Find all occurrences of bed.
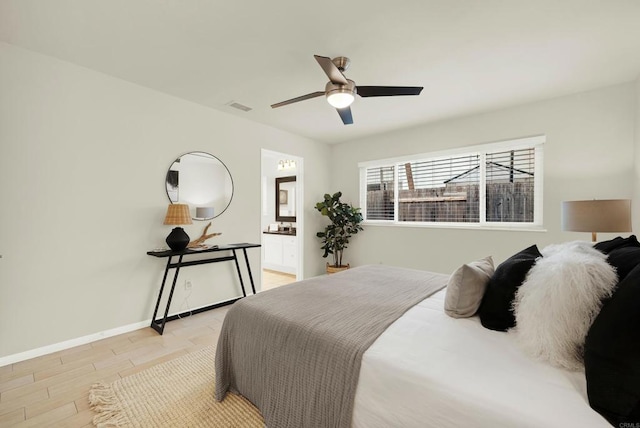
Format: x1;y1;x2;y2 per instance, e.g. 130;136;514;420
215;263;612;427
352;288;608;427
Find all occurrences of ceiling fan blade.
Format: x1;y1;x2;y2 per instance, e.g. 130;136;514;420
356;86;423;97
271;91;325;108
314;55;349;85
337;107;353;125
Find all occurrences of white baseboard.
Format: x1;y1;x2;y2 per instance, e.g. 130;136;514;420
0;298;239;368
0;319;151;367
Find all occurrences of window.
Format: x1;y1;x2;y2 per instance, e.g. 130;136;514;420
359;136;544;228
397;154;480;223
364;166;395;220
485;148;536;223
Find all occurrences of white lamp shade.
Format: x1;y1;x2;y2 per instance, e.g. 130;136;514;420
195;206;215;219
561;199;631;237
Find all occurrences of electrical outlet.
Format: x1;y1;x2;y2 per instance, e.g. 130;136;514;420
184;280;192;290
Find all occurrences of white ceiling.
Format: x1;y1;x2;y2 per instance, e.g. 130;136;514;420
2;0;640;144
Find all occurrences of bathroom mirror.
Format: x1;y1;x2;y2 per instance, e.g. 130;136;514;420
165;152;234;220
275;176;296;222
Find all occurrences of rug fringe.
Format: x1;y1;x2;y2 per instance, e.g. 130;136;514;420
89;382;129;427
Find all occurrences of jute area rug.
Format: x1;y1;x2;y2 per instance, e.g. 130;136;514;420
89;346;264;427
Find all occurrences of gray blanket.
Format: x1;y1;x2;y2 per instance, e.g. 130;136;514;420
215;264;449;428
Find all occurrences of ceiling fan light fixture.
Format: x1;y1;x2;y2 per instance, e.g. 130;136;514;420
325;80;357;109
327;92;354;108
271;55;423;125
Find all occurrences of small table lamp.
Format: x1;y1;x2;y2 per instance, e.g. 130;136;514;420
163;204;193;251
561;199;632;242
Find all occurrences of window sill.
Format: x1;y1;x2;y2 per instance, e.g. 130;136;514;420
362;221;547;233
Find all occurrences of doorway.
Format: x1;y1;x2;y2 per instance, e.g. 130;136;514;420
260;149;303;291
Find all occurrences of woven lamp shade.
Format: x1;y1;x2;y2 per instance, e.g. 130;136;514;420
562;199;631;242
163;204;193;225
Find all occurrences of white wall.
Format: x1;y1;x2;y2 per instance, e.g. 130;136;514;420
330;83;637;274
0;42;330;359
634;77;640;233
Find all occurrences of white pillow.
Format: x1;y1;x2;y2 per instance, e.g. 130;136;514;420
512;242;617;370
539;240;596;257
444;256;494;318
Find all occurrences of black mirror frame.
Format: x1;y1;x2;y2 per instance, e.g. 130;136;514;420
275;176;296;222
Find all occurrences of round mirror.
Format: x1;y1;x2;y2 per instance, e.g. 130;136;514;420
165;152;234;220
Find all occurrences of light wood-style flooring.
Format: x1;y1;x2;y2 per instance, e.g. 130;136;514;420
0;269;296;427
261;269;297;291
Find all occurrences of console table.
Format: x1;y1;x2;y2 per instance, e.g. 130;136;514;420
146;243;261;334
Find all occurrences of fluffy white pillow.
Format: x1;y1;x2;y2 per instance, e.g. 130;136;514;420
539;240;596;257
445;256;494;318
512;241;617;371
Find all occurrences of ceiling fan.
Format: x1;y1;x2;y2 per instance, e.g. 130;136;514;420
271;55;423;125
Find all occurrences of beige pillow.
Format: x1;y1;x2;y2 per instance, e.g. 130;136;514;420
444;256;494;318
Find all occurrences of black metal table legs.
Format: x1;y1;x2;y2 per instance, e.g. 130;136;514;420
149;245;259;334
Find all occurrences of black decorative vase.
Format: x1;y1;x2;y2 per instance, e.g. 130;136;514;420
166;227;190;251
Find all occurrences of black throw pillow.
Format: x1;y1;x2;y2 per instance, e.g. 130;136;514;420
607;247;640;282
584;263;640;425
594;235;640;255
478;245;542;332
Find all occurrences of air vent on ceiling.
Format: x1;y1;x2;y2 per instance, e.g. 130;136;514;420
227;101;252;112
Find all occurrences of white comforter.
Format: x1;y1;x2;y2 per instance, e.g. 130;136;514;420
352;289;610;427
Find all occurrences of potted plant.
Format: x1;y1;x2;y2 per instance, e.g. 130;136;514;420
315;191;364;274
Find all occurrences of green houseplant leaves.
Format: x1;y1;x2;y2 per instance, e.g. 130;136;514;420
315;192;364;268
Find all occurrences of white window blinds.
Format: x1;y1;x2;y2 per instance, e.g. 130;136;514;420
359;136;544;227
365;166;394;220
485;148;535;223
397;155;480;222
